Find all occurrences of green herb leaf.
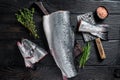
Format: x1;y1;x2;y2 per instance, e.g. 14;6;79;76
15;8;39;38
79;42;91;68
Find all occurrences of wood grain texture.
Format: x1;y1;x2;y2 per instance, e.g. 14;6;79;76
0;66;120;80
0;0;120;80
95;38;106;59
43;0;120;14
75;40;120;66
0;40;119;66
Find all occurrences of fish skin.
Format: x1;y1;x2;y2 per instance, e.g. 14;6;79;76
77;12;96;42
43;11;77;78
79;20;106;33
17;39;48;68
77;12;107;41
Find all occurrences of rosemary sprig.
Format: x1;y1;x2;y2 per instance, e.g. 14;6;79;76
79;42;91;68
16;8;39;38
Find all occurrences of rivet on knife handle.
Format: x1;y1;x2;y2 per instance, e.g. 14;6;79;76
95;38;106;59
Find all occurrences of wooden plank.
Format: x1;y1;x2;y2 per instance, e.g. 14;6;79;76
0;14;44;40
0;50;56;67
0;3;119;40
0;32;29;39
0;24;24;32
0;14;18;24
0;13;42;24
0;65;120;80
1;13;120;25
71;14;120;25
0;24;45;40
76;40;120;66
108;25;120;40
0;39;48;50
0;66;62;80
75;24;120;40
93;15;120;24
0;0;36;14
0;39;51;66
0;14;119;40
0;0;120;79
1;1;120;24
0;40;119;66
73;66;116;80
43;0;120;14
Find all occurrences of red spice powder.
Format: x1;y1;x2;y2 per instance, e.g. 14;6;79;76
96;6;108;19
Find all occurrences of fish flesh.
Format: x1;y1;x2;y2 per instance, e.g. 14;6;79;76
77;12;96;42
43;11;77;79
77;12;107;41
79;20;107;40
17;39;48;68
79;20;106;33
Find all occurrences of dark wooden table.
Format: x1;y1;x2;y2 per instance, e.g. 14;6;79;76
0;0;120;80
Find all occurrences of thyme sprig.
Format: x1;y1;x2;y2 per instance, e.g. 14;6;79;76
79;42;91;68
16;8;39;38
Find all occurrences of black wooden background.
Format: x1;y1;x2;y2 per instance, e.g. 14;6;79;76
0;0;120;80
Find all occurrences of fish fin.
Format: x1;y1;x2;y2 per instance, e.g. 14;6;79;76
17;41;26;57
24;59;33;68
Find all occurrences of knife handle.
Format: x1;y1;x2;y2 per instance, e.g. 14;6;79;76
95;38;106;59
35;2;49;15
